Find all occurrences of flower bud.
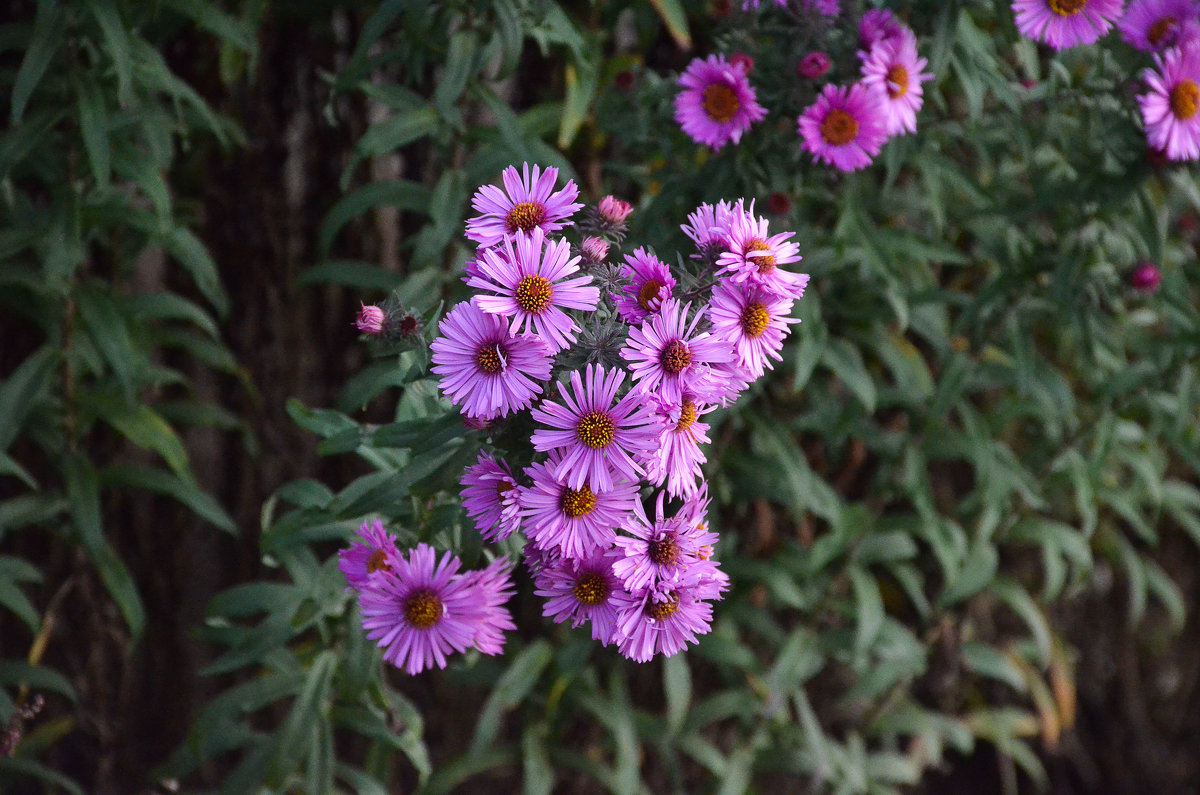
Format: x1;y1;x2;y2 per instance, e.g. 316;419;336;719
1129;262;1162;292
797;51;831;79
355;303;386;335
581;236;610;264
598;196;633;225
730;52;754;74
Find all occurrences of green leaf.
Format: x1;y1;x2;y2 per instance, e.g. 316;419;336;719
84;0;134;106
647;0;692;50
75;285;141;401
263;650;337;786
470;640;551;756
0;345;58;453
849;567;885;658
0;757;85;795
663;653;691;737
100;464;235;534
159;0;257;52
558;56;597;149
0;661;77;701
298;259;404;291
75;75;111;185
821;338;876;413
10;0;65;123
341;106;440;189
939;541;998;606
162;227;230;319
434;30;478;118
93;400;191;480
318;181;432;257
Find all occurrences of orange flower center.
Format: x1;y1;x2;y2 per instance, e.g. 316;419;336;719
1171;79;1200;120
560;485;598;518
506;200;547;233
637;278;665;311
576;411;616;449
675;398;697;432
572;572;611;605
660;339;692;374
515;275;553;314
1148;16;1177;46
886;64;909;98
701;83;740;123
496;479;514;498
648;535;681;565
645;594;680;621
820;109;859;146
367;549;390;574
475;343;506;374
746;238;776;274
1047;0;1086;15
404;589;443;629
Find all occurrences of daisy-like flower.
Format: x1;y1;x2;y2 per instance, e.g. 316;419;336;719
674;54;768;150
338;518;399;591
859;8;906;47
530;363;658;492
1140;42;1200;160
860;28;934;136
465;162;583;249
460;452;522;542
519;454;639;558
1119;0;1200;51
612;492;719;591
358;543;482;675
798;82;890;172
468;228;600;353
430;299;553;420
533;551;625;644
715;201;808;298
458;556;516;656
615;247;677;324
681;200;736;258
1011;0;1126;50
804;0;839;15
612;575;719;662
707;280;803;380
621;298;736;404
643;393;715;498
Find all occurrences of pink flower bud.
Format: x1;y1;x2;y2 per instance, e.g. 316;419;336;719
581;236;609;263
598;195;633;225
730;52;755;74
797;51;831;79
355;303;386;335
1130;262;1162;292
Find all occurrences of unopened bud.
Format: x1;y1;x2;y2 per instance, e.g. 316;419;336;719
581;236;609;264
1129;262;1162;292
598;196;633;225
355;304;386;335
797;51;831;79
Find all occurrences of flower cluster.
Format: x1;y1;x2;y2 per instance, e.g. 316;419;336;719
1012;0;1200;161
673;6;933;172
341;163;811;670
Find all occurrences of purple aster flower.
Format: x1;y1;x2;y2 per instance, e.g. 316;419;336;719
1130;261;1163;291
430;299;553;420
533;551;625;644
616;247;677;325
621;298;736;405
643;393;714;499
612;576;718;662
612;492;719;591
358;543;481;675
530;363;659;493
338;518;399;591
468;228;601;353
715;201;808;298
798;82;890;172
804;0;839;15
860;9;906;48
860;29;934;136
460;452;522;542
1119;0;1200;50
1011;0;1125;50
1140;42;1200;160
355;304;386;335
466;162;583;249
523;543;563;577
681;200;736;258
798;51;833;79
707;280;803;381
674;54;768;150
458;556;516;656
519;453;639;559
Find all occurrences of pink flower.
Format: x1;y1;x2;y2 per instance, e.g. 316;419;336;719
612;574;723;662
460;452;522;542
707;280;802;381
430;299;553;421
859;9;906;48
338;519;399;591
798;51;832;79
860;29;933;136
598;195;633;225
715;200;808;298
1011;0;1125;51
355;303;386;335
615;247;676;325
533;551;626;645
457;556;516;656
1130;261;1163;290
518;453;639;559
804;0;839;16
681;200;736;255
642;393;714;498
674;54;768;150
798;82;890;172
530;363;658;493
621;298;736;405
466;162;583;249
612;492;719;591
1119;0;1200;51
468;227;600;352
1140;42;1200;160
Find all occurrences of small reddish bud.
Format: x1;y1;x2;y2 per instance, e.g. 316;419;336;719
712;0;733;17
767;192;791;215
1129;262;1162;292
355;303;386;335
598;196;633;225
614;70;636;91
730;52;755;74
797;51;831;79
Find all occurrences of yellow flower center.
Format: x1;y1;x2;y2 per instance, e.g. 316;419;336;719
367;549;390;574
675;398;697;432
475;343;506;374
1047;0;1086;15
1148;16;1177;46
560;485;598;518
576;411;616;449
739;301;770;338
648;535;681;565
701;83;740;123
886;64;909;98
660;339;692;375
515;275;553;314
505;200;547;233
746;239;776;274
645;594;680;621
820;108;859;146
572;572;611;605
404;589;443;629
1171;79;1200;120
637;278;665;311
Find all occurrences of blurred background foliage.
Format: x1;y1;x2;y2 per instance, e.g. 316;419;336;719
2;0;1200;793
